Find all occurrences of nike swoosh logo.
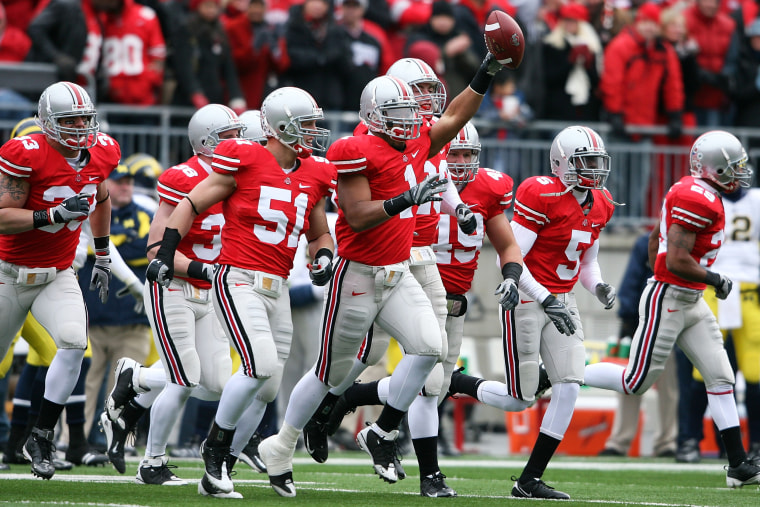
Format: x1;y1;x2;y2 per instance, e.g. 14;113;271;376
167;288;182;292
591;223;601;228
411;150;419;158
89;176;99;181
667;308;679;313
299;183;311;189
235;283;248;287
520;300;533;304
352;291;366;296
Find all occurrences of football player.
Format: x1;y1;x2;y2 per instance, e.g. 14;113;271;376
585;130;760;488
0;81;120;480
146;87;337;497
300;58;479;496
257;52;509;497
322;122;526;496
101;104;244;492
456;126;617;499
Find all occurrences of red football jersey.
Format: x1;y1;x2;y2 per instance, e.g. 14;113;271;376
513;176;615;293
101;0;166;105
212;140;337;277
435;168;513;294
328;126;434;265
412;116;449;247
157;157;224;289
654;176;725;289
0;132;120;269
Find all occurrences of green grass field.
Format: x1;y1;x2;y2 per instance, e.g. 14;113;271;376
1;451;757;506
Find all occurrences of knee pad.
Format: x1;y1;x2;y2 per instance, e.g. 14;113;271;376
56;321;87;350
255;373;282;404
423;362;444;398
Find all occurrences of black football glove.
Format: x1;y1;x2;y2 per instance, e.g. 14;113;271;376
542;295;576;336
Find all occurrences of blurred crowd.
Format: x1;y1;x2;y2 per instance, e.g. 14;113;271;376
3;0;760;139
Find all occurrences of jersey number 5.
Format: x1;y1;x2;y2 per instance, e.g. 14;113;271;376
556;229;592;280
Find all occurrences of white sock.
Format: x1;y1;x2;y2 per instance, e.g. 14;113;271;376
584;362;627;393
230;398;267;457
214;372;267;430
283;372;330;431
386;354;437;410
478;381;532;412
407;395;438;439
46;348;84;404
707;385;740;430
539;382;580;439
146;383;193;458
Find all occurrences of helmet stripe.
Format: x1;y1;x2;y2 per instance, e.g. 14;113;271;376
62;82;85;108
581;126;599;150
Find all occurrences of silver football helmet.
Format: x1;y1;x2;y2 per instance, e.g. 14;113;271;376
188;104;244;157
261;87;329;157
239;110;266;145
386;58;447;116
37;81;99;149
550;126;610;189
360;75;422;140
447;121;480;185
690;130;752;192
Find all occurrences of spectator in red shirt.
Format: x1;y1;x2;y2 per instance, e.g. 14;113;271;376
600;2;684;140
223;0;289;109
0;0;34;120
684;0;740;126
97;0;166;107
0;1;31;62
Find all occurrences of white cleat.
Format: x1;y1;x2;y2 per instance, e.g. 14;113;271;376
259;436;296;497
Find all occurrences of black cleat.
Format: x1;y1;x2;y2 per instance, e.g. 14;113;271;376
420;471;457;497
65;445;109;467
511;476;570;499
200;440;233;493
107;357;142;428
100;411;132;474
535;363;552;400
356;425;399;483
239;433;267;473
726;459;760;488
303;417;329;463
675;438;701;464
325;393;356;436
22;428;56;480
135;457;188;485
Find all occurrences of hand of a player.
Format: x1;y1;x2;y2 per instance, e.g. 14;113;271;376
494;279;519;311
407;174;448;205
480;52;503;76
90;254;111;303
146;258;173;288
116;279;145;314
51;193;90;223
714;273;733;300
308;251;334;286
541;295;576;336
455;204;477;234
595;283;616;309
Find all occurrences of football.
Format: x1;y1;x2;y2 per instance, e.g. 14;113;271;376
484;10;525;69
